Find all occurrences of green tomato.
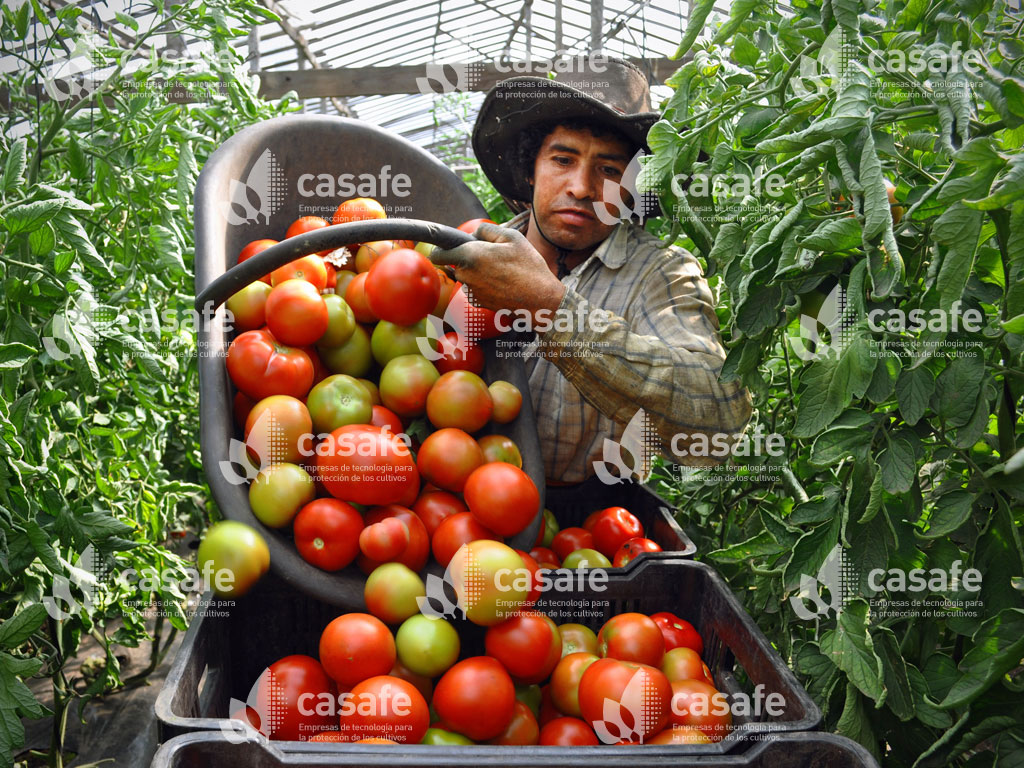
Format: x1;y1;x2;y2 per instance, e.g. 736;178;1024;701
420;727;474;745
364;562;426;625
248;463;314;528
539;508;559;548
319;294;356;347
306;374;372;434
395;614;460;677
318;323;372;377
562;548;612;569
196;521;269;597
515;683;542;719
371;319;429;367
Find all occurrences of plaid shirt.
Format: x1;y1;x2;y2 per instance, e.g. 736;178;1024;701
505;211;752;484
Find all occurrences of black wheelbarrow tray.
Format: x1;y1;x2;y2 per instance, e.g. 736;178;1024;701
193;114;544;608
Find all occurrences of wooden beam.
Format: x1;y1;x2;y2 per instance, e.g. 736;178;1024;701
257;56;683;99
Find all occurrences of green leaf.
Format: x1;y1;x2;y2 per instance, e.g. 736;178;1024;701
878;437;916;494
732;33;761;66
859;133;890;241
0;651;46;766
810;426;872;466
907;664;952;729
966;155;1024;210
895;366;935;426
711;0;761;45
821;601;885;701
940;608;1024;708
114;10;139;29
784;515;841;591
934;203;984;308
865;352;900;404
918;491;975;539
1002;314;1024;334
28;223;56;256
707;531;788;563
3;199;63;235
794;336;874;437
798;217;863;252
671;0;717;59
835;683;881;761
2;139;27;193
53;211;113;279
933;352;984;428
0;343;36;369
874;627;916;721
737;284;783;336
0;605;46;648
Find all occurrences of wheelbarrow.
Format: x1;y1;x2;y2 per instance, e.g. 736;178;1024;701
192;114;544;609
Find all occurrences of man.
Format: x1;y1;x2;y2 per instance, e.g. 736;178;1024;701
433;55;751;484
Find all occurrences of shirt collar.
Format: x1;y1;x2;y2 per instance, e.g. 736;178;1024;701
507;211;630;270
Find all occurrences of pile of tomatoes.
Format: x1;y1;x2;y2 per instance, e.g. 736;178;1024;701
530;505;664;570
237;602;732;747
222;199;546;577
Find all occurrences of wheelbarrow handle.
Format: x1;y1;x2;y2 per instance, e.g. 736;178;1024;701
195;219;475;312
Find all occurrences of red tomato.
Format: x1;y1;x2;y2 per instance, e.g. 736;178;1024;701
343;272;378;324
265;279;329;347
271;254;328;291
426;371;493;432
432;269;457;317
339;675;429;744
359;517;409;562
598;613;665;667
293;499;363;571
226;281;271;332
324;262;337;291
669;678;732;742
590;507;644;560
411;490;466;538
550;652;600;717
485;611;562;684
539;717;599;746
237;238;276;284
319;613;396;688
661;647;712;684
529;546;560;568
285;215;332;256
487;700;539;745
551;528;593;562
416;428;484;492
378;355;440;419
227;329;313;400
332;197;387;226
233;391;255;427
613;537;662;568
433;332;485;375
431;512;501;568
478;434;523;468
578;658;671;744
256;655;337;741
365;249;441;326
370;405;403;435
244;395;312;466
358;505;430;573
432;657;515;741
463;462;540;537
457;218;496;234
650;612;704;655
316;425;419;506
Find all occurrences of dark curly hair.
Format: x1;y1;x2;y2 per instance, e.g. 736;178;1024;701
513;118;637;189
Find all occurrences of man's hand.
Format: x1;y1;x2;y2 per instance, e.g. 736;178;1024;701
430;223;565;327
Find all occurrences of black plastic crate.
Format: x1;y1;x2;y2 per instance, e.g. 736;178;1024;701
544;476;696;559
151;731;877;767
155;558;819;754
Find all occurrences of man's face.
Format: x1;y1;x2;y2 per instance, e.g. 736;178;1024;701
529;125;633;252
